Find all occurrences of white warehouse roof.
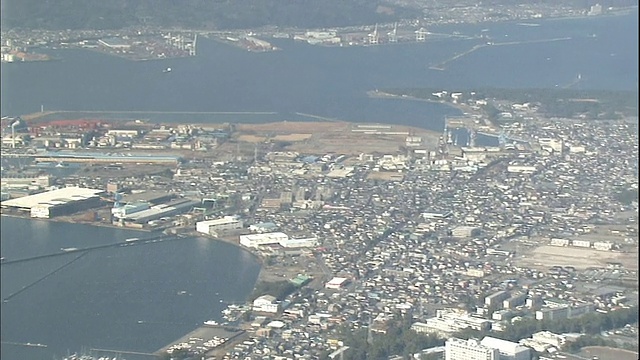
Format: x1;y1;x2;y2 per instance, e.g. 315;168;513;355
1;187;103;209
197;216;240;226
480;336;528;354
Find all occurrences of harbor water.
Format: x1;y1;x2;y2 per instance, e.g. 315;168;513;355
0;216;260;360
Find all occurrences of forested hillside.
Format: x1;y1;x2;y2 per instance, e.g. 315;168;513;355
0;0;408;30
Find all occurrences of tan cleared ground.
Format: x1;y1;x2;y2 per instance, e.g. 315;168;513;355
579;346;639;360
237;134;267;143
518;245;639;270
236;121;349;134
272;133;313;142
367;171;406;181
234;121;441;155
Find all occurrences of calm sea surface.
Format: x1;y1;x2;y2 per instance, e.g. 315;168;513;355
0;217;260;360
1;11;637;129
0;11;638;360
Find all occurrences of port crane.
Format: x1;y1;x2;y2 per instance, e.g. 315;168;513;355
388;23;398;43
368;24;379;45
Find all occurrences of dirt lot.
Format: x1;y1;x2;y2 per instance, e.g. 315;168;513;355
237;134;267;143
238;132;313;144
517;245;639;271
367;171;406;181
273;133;313;142
236;121;348;134
579;346;639;360
234;121;441;155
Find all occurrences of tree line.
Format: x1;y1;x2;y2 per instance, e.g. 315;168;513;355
382;87;639;120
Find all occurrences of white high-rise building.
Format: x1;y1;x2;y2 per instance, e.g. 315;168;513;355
445;338;499;360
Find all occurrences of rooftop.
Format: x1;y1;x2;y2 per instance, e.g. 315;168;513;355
1;187;103;209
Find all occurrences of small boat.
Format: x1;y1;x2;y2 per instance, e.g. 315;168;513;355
162;67;172;73
204;320;219;326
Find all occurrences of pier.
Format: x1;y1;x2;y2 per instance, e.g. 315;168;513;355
90;348;156;358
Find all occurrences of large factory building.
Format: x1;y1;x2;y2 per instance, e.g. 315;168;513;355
1;187;104;218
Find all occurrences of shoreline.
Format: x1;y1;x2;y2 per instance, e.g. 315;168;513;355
1;212;280;306
1;214;270;357
14;108;447;137
0;212;154;232
2;9;635;67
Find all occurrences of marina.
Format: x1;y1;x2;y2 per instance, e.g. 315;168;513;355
154;325;246;358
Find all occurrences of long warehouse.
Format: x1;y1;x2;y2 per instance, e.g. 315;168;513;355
1;187;104;218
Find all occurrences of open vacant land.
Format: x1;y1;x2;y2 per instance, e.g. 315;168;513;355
233;121;441;155
579;346;639;360
367;171;406;181
518;245;639;271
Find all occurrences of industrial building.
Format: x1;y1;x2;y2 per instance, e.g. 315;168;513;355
117;198;199;227
111;201;151;219
445;338;499;360
120;191;176;205
240;232;289;248
1;187;104;218
239;232;318;249
196;216;243;236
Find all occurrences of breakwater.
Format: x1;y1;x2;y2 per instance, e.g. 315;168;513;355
0;234;174;266
429;36;573;70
